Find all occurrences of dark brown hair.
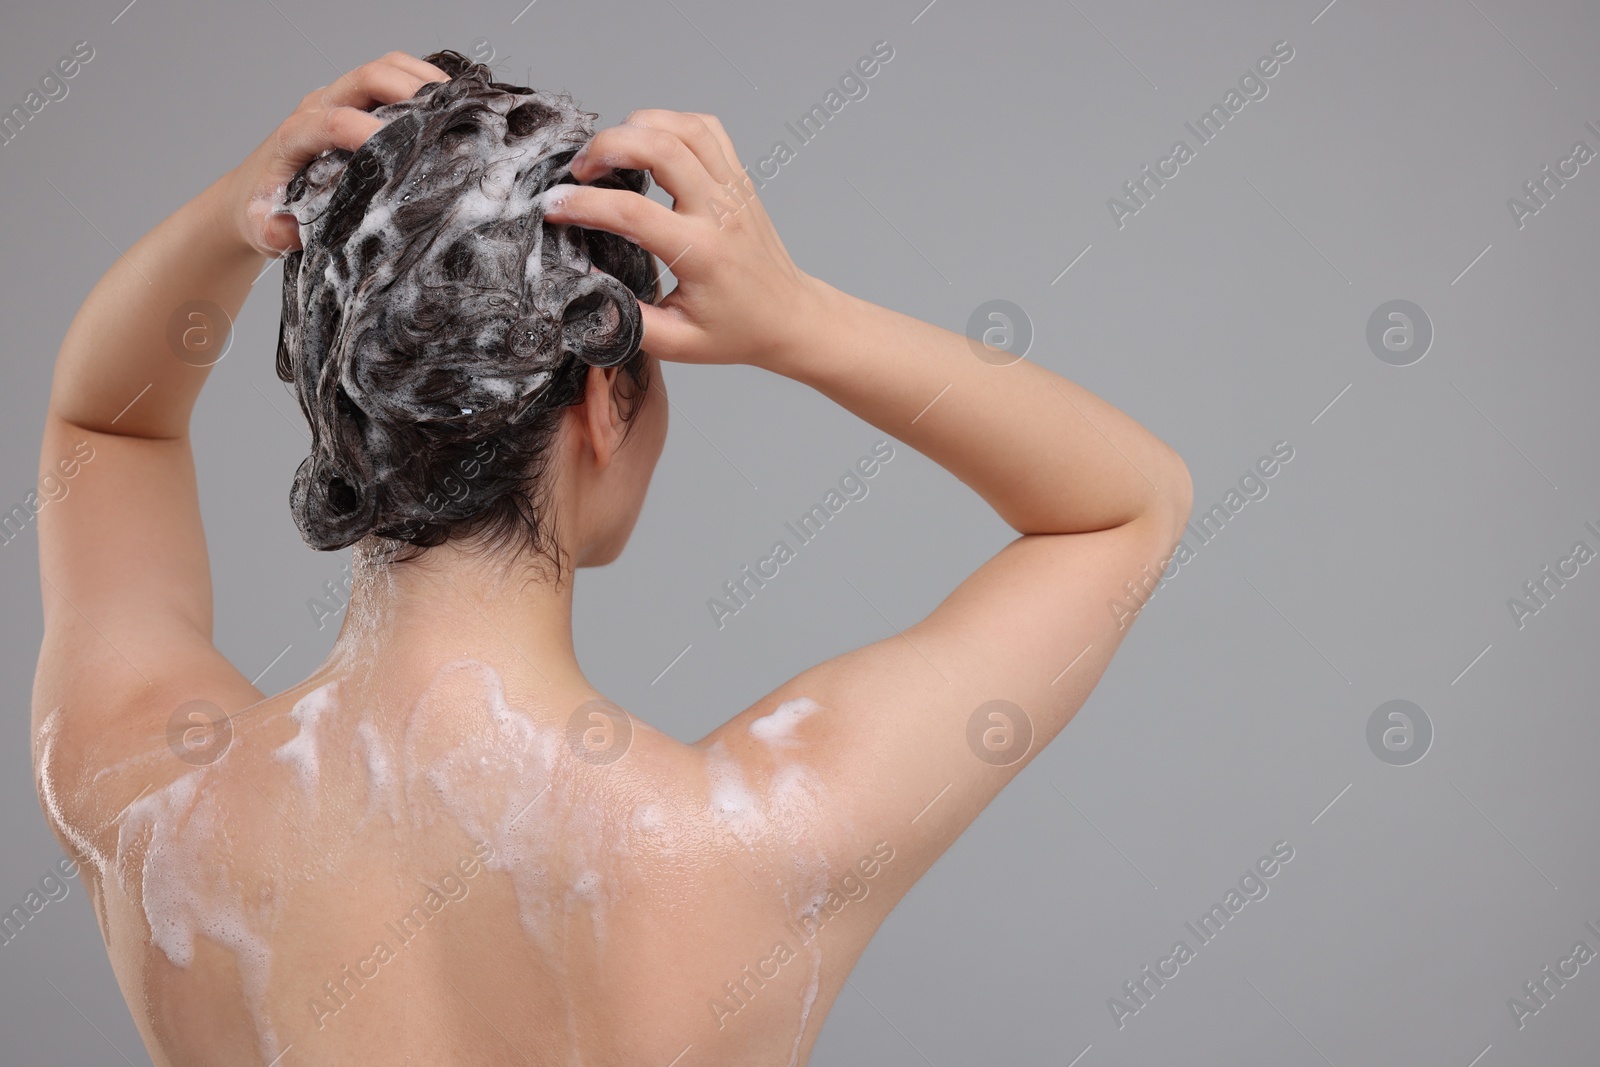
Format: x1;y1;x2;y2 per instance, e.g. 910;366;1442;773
275;49;659;562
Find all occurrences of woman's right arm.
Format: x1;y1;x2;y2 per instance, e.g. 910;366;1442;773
549;110;1192;888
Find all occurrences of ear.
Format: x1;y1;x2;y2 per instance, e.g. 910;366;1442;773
578;363;627;471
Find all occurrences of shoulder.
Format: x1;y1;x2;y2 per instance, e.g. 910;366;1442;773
30;670;297;876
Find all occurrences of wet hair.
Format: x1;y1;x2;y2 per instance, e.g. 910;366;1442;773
274;49;660;560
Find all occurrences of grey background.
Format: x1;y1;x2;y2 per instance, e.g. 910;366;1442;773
2;0;1597;1063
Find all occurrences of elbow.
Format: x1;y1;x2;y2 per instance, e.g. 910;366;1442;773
1152;450;1193;548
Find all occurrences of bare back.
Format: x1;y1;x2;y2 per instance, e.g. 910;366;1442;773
38;651;914;1067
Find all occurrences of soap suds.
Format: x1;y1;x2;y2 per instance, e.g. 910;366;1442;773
275;50;660;552
353;718;402;828
39;648;845;1067
749;697;822;747
404;660;606;952
570;868;605;941
705;742;768;848
631;803;665;835
271;681;339;800
791;941;823;1067
116;771;283;1064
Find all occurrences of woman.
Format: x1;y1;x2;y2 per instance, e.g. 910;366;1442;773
32;49;1191;1067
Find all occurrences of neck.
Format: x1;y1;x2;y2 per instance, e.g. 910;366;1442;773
322;536;592;694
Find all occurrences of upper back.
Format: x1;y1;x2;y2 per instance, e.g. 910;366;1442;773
37;656;899;1067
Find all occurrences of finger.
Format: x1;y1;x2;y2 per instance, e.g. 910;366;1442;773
259;211;302;255
540;184;698;265
688;113;741;167
619;109;741;188
275;105;384;168
571;125;728;217
635;301;699;363
681;112;765;219
310;58;436;114
377;50;452;85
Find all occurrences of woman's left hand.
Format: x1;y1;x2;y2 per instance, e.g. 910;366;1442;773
212;51;450;257
544;109;827;370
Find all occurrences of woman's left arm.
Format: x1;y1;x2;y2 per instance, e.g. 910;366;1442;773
33;53;448;738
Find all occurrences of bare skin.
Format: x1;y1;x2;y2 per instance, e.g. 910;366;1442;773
31;52;1193;1067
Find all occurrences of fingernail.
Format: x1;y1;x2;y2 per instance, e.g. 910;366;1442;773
570;145;590;174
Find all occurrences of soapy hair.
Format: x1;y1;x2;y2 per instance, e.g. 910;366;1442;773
274;49;659;558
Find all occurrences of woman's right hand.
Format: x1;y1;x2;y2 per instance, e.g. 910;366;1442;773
213;51;451;257
542;110;832;368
